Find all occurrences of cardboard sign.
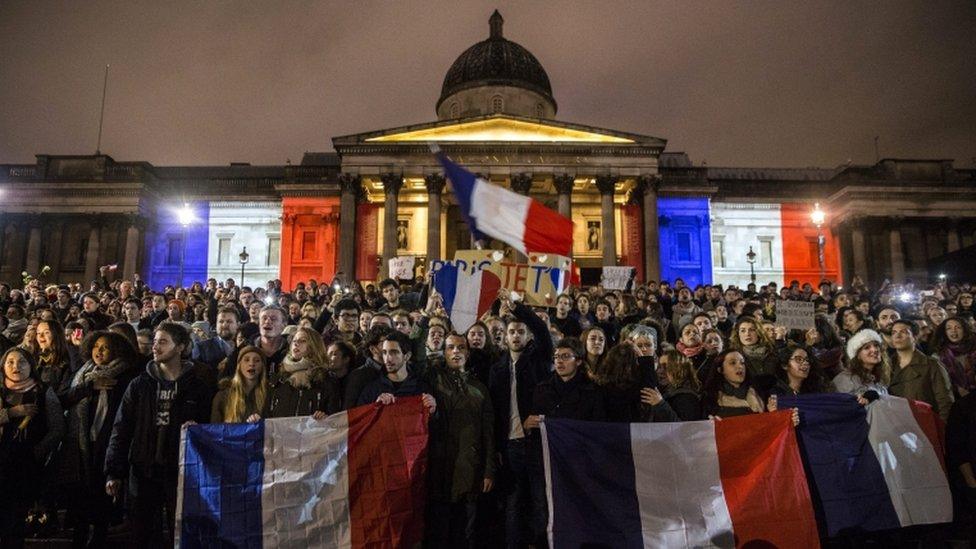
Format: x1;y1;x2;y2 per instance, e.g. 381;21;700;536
601;266;636;291
775;300;816;331
388;256;416;281
429;250;571;307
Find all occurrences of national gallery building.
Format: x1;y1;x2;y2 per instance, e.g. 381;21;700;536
2;12;975;290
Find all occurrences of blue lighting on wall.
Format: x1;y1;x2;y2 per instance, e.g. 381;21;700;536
145;201;210;290
657;197;712;287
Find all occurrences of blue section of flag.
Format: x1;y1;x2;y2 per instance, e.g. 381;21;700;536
180;422;265;548
432;262;460;314
436;153;489;242
657;197;712;286
545;419;643;549
778;394;901;536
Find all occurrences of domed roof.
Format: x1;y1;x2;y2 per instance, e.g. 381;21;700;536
437;11;555;111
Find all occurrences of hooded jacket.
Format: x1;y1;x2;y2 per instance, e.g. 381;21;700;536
104;360;212;481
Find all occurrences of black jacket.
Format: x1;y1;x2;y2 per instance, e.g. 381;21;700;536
266;367;342;418
488;302;554;451
531;373;606;423
356;368;431;406
665;386;702;421
104;361;213;481
343;357;384;409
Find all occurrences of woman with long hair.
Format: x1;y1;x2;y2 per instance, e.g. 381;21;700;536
58;331;139;547
771;345;826;396
581;326;608;375
589;342;674;423
575;294;595;331
729;317;779;394
30;318;75;392
832;329;890;403
930;316;976;397
211;346;269;423
797;315;845;380
702;350;770;419
659;349;702;421
0;347;65;547
265;327;341;418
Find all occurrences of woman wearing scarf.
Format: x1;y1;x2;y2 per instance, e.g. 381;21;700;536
264;327;341;418
211;346;269;423
702;350;767;418
675;322;709;376
57;331;138;548
729;317;779;397
931;317;976;398
659;350;703;421
0;347;66;547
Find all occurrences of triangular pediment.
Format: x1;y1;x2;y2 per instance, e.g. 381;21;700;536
333;114;664;147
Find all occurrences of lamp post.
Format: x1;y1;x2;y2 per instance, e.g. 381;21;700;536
746;245;757;284
239;247;250;288
176;203;194;288
811;202;826;283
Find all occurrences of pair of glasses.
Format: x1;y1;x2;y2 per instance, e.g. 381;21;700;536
791;356;811;364
553;353;577;361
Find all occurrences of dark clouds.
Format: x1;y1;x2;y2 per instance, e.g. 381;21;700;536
1;1;974;168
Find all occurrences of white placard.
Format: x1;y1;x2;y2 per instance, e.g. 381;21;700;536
601;266;636;291
775;300;816;331
388;256;416;281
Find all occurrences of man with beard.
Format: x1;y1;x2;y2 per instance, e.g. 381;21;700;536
355;331;437;413
343;325;392;409
104;322;212;548
550;294;581;338
424;334;495;548
193;307;240;371
219;306;288;380
489;289;553;549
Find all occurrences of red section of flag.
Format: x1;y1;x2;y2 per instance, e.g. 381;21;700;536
906;399;947;475
478;270;502;317
347;397;429;548
524;199;573;256
714;411;820;549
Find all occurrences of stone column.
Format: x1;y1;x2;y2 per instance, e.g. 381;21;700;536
84;218;102;283
425;173;446;263
338;173;361;282
380;172;403;278
638;175;661;282
24;217;42;276
510;173;533;261
595;175;618;266
45;220;65;281
889;225;905;283
948;220;962;253
850;219;868;283
553;174;574;220
123;215;142;280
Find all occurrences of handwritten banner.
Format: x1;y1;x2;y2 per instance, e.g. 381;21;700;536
429;250;571;307
388;256;416;281
601;266;636;290
775;300;816;331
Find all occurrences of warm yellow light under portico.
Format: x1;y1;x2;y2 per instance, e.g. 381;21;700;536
364;117;634;143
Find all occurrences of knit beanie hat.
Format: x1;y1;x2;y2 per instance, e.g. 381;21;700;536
846;329;883;360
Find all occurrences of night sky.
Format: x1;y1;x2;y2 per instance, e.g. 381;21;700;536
1;1;974;168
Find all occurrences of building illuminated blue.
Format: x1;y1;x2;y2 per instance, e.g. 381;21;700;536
657;197;712;287
145;201;210;289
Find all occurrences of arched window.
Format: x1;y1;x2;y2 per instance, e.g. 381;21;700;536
490;95;504;114
449;102;459;119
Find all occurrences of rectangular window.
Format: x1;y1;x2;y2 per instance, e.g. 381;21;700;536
167;236;182;266
301;231;317;260
808;238;820;268
676;232;692;262
217;237;232;266
760;239;774;269
712;239;725;268
267;236;280;266
78;238;88;266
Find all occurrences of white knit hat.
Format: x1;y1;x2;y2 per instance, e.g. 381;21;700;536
846;329;883;360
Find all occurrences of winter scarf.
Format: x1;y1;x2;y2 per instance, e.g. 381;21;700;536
676;341;704;358
71;358;129;454
939;342;976;392
280;356;318;389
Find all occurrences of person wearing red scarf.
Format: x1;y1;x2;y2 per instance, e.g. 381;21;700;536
675;322;709;374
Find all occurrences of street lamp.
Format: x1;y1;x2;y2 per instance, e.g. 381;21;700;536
811;202;826;283
239;247;250;288
746;245;757;284
176;203;194;288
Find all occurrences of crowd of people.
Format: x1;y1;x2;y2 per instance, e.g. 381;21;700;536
0;265;974;548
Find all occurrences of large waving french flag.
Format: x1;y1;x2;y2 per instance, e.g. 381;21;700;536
542;411;820;548
779;393;951;536
436;150;574;256
432;262;501;332
175;398;429;548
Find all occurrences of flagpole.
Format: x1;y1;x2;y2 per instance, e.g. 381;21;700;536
96;64;110;155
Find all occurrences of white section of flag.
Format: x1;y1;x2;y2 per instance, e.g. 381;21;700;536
867;397;952;527
470;177;532;253
630;421;734;547
450;269;485;333
261;414;352;549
